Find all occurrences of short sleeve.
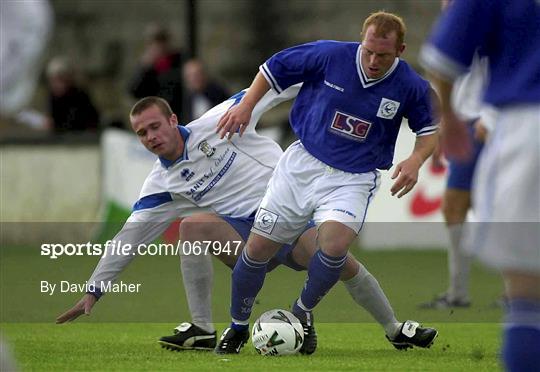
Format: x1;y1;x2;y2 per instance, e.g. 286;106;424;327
420;0;495;80
406;83;439;137
260;40;332;93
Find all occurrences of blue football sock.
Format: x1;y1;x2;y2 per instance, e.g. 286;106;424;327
298;250;347;310
230;322;249;332
230;250;268;324
502;298;540;372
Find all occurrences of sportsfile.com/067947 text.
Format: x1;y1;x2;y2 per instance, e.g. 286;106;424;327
40;240;243;259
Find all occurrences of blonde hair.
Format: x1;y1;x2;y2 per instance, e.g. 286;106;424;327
361;11;406;48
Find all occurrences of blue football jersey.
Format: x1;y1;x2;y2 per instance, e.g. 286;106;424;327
421;0;540;107
260;40;437;174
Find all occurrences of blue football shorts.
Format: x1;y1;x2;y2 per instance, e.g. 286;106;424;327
447;121;484;191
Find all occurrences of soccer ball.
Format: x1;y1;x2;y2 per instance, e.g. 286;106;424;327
251;309;304;356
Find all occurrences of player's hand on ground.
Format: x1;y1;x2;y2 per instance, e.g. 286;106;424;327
390;155;422;198
56;293;97;324
216;103;253;140
440;111;472;161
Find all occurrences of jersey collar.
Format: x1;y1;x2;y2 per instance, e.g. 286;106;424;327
159;125;191;168
356;44;400;88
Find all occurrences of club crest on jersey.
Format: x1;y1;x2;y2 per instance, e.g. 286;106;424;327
253;208;279;234
180;168;195;181
329;111;372;142
377;98;400;119
198;140;216;157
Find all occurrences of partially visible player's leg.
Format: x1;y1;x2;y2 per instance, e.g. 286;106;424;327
443;188;472;304
422;125;483;309
289;229;437;350
295;168;381;314
217;143;317;354
292;221;352;314
289;221;353;355
179;214;244;328
230;233;283;326
471;108;540;371
446;126;483;303
286;229;400;336
215;233;283;354
340;256;438;350
502;271;540;372
160;213;245;351
341;259;401;339
419;188;473;309
288;170;381;354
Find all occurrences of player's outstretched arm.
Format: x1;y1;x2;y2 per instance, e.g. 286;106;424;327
55;207;176;324
217;72;270;139
56;293;97;323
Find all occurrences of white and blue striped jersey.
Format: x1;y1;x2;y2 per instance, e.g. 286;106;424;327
260;40;437;174
87;85;300;287
420;0;540;107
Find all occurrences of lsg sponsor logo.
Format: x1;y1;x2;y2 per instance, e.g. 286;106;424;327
329;111;372;141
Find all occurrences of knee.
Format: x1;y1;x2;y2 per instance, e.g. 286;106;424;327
339;255;360;280
245;236;279;262
179;215;213;240
318;235;352;257
320;242;349;257
317;221;357;257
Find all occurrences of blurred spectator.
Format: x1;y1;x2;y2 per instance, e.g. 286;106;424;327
0;0;53;140
46;57;100;133
128;24;184;118
0;0;52;117
183;59;230;121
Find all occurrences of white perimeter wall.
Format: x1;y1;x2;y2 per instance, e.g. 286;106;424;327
1;144;101;243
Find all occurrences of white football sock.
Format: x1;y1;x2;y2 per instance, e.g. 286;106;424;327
447;223;472;302
344;264;401;338
180;252;215;333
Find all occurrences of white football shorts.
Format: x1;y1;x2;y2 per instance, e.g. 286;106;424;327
466;104;540;274
251;141;381;244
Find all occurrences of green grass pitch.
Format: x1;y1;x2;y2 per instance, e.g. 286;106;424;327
2;323;500;371
1;246;504;371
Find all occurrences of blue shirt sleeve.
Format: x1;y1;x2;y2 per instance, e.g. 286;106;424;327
405;82;438;136
421;0;495;80
260;40;331;93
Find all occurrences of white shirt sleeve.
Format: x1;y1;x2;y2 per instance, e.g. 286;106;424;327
86;203;180;292
248;83;302;130
451;55;489;121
